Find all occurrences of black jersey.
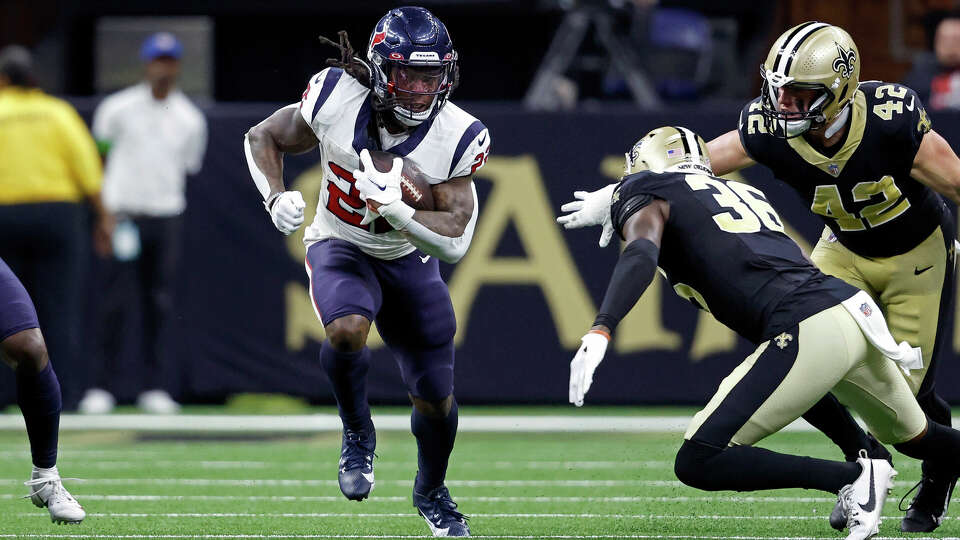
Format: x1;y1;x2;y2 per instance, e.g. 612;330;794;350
738;81;945;258
610;170;857;344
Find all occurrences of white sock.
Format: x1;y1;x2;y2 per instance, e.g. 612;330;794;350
32;465;59;478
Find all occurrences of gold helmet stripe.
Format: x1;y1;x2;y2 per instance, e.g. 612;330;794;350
775;22;830;77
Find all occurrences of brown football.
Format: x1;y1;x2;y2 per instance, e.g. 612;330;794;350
362;150;436;211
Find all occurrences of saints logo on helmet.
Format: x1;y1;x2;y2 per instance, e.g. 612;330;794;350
624;126;712;177
759;22;860;138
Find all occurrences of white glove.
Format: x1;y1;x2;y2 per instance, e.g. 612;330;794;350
265;191;306;235
556;183;618;247
569;331;610;407
355;147;402;200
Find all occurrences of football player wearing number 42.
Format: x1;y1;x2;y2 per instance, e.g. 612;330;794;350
707;22;960;533
244;6;489;537
558;126;960;540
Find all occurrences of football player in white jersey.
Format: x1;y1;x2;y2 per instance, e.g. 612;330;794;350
244;7;488;537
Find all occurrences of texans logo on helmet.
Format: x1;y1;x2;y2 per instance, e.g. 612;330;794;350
372;31;386;46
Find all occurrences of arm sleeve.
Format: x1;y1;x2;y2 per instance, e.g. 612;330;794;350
59;104;103;196
379;181;480;264
593;238;660;332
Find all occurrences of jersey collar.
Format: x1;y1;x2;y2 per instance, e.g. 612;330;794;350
786;89;866;178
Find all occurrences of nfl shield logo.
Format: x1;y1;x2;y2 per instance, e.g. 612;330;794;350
828;163;840;176
860;302;872;317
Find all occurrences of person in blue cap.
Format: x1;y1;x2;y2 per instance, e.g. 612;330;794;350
82;32;206;415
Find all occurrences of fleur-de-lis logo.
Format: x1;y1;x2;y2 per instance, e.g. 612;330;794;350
832;42;856;79
774;332;793;350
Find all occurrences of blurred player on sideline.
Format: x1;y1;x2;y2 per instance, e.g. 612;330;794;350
80;32;207;415
244;6;489;537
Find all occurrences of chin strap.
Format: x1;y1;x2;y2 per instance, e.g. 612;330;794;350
824;104;851;139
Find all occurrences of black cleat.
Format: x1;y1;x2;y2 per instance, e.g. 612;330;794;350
338;427;376;501
413;483;470;537
899;475;957;533
830;434;893;531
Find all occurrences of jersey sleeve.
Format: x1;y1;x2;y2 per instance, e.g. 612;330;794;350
298;67;346;136
736;97;767;162
448;121;490;179
902;85;931;156
609;171;673;239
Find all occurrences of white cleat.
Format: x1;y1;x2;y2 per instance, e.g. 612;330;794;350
78;388;115;415
836;451;896;540
24;467;85;524
136;389;181;414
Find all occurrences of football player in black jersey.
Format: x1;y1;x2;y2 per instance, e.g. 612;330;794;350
559;126;960;540
705;22;960;533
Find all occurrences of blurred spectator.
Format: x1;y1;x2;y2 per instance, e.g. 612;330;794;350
904;13;960;110
79;33;207;415
0;45;113;410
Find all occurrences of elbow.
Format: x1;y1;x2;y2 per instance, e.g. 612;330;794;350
437;246;467;264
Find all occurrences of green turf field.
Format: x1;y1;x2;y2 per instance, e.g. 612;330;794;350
0;409;956;539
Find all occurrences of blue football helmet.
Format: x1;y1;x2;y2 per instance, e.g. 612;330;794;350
367;6;459;126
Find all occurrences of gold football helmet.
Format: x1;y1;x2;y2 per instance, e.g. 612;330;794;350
624;126;712;177
759;22;860;138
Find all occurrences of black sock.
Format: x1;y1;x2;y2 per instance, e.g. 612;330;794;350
412;399;458;494
895;420;960;479
16;362;61;469
675;439;861;493
802;393;872;460
917;392;952;427
319;341;372;432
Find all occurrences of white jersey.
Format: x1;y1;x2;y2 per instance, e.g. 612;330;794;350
297;67;490;259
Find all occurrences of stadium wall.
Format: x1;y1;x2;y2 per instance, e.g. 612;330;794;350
5;102;960;406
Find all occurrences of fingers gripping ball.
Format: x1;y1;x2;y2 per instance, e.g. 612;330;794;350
361;150;435;211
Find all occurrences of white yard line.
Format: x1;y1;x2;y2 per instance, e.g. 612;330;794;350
3;493;956;504
22;512;946;520
0;413;956;433
0;535;947;539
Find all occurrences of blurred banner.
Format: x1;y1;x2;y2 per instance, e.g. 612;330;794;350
5;103;960;406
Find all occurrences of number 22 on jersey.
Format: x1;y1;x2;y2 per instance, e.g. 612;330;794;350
684;175;785;234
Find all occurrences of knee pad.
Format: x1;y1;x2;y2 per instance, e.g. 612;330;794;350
410;365;454;403
674;439;723;490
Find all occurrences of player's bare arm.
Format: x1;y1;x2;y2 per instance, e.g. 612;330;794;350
244;106;317;235
406;176;475;238
706;130;755;176
911;129;960;205
245;106;318;196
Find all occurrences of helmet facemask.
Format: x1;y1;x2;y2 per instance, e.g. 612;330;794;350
366;7;459;128
759;68;833;139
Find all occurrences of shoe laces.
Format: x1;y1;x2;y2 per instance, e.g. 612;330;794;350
419;486;468;526
899;476;952;515
340;429;375;472
838;485;864;529
23;476;81;506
